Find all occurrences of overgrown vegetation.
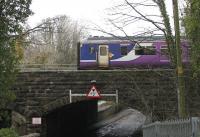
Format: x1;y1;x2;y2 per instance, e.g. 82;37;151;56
0;128;19;137
184;0;200;77
0;110;11;128
0;0;32;127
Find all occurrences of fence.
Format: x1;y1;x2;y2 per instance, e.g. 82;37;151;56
143;117;200;137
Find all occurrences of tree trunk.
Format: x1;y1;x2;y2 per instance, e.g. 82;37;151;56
172;0;187;117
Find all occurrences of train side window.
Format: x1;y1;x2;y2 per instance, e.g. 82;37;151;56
161;46;169;56
121;46;128;56
100;46;107;56
135;45;144;55
143;46;156;55
89;47;95;54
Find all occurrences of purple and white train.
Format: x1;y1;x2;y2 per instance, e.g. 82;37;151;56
77;37;189;69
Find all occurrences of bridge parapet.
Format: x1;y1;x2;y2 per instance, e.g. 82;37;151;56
19;64;77;72
11;70;200;135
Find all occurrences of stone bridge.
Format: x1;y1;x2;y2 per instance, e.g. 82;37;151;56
11;70;200;135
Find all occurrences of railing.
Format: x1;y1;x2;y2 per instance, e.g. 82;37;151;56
18;64;77;71
69;90;118;104
143;117;200;137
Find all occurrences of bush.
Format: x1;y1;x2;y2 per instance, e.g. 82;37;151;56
0;110;12;128
0;128;19;137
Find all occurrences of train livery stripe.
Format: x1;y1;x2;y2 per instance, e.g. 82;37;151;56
80;50;141;63
80;60;96;62
111;50;141;62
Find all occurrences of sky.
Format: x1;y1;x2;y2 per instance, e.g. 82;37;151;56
28;0;113;23
28;0;115;35
27;0;185;36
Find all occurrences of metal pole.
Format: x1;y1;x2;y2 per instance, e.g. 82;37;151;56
191;117;198;137
116;90;118;105
116;90;119;112
155;121;160;137
69;89;72;103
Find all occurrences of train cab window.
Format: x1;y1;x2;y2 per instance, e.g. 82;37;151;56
135;44;144;55
100;46;107;56
161;46;169;56
143;46;156;55
121;46;128;56
89;47;95;54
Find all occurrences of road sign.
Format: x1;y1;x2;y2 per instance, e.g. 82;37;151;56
32;117;42;125
87;85;101;99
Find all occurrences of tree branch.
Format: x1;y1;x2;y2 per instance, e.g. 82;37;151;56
124;0;165;33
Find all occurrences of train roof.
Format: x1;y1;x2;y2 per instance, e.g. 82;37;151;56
87;36;165;40
82;36;164;44
81;36;188;44
82;39;135;44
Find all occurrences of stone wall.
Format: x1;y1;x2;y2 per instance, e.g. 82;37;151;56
11;70;200;134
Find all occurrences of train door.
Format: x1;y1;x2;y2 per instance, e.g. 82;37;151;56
160;45;170;62
98;45;109;67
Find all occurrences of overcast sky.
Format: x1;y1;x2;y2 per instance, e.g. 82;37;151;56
27;0;185;36
28;0;114;27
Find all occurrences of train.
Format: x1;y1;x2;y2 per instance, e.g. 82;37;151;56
77;36;189;69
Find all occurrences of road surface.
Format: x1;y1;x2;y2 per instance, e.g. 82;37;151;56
88;108;146;137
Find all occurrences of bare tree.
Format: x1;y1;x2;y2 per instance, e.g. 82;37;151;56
101;0;176;64
22;15;87;65
93;0;186;118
